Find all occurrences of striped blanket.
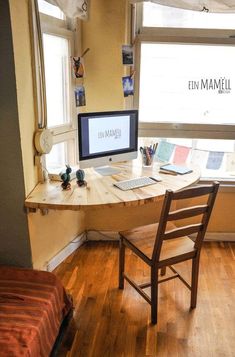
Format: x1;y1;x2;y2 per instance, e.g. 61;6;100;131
0;266;72;356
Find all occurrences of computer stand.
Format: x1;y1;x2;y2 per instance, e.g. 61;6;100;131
94;166;121;176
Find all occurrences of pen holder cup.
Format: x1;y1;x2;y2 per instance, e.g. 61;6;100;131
141;152;155;167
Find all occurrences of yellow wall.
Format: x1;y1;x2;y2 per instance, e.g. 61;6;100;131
81;0;127;111
85;191;235;234
28;210;85;270
9;0;38;195
210;192;235;232
85;202;162;232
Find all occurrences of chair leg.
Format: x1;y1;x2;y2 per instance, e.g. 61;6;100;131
151;267;158;324
160;266;166;276
191;255;200;309
119;237;125;289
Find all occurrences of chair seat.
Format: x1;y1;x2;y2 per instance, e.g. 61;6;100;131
120;222;196;265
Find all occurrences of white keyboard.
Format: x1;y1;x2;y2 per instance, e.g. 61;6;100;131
114;176;161;191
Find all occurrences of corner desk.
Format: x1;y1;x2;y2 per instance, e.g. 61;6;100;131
25;161;200;213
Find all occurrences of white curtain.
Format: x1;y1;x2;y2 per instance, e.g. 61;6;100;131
129;0;235;13
45;0;89;19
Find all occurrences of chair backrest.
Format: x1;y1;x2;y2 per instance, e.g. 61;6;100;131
152;181;220;262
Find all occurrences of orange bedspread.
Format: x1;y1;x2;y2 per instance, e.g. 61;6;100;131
0;266;72;357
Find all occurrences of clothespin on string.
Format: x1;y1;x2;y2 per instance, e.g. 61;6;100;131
130;69;135;79
81;47;90;58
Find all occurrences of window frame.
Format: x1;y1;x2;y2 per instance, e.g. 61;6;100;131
134;3;235;140
40;15;76;135
39;10;78;168
50;130;77;165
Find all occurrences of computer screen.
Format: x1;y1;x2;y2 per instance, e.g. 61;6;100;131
78;110;138;170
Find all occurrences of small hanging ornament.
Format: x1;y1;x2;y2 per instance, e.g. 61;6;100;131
72;48;90;79
73;57;84;78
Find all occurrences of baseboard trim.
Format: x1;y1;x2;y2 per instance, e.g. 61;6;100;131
46;231;234;271
46;233;87;271
86;230;119;241
87;230;235;242
205;233;235;242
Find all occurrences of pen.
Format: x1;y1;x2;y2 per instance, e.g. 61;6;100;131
153;143;158;154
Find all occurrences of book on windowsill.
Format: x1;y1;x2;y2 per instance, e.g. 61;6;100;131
159;164;193;175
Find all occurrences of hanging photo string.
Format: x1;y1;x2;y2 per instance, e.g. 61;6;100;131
72;48;90;107
120;6;136;100
129;35;137;96
121;43;135;98
130;69;135;79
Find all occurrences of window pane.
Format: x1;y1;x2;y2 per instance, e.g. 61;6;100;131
139;137;235;180
45;139;76;169
38;0;64;19
139;43;235;125
43;34;70;127
143;3;235;29
45;142;66;168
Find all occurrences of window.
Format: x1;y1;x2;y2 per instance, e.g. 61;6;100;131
45;137;76;168
143;2;235;29
139;43;235;125
138;137;235;181
38;1;77;170
135;3;235;182
38;0;64;19
45;142;67;168
43;34;70;127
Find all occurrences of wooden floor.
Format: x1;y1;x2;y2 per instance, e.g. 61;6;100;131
54;241;235;357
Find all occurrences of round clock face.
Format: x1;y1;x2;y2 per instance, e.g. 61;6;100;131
35;129;53;154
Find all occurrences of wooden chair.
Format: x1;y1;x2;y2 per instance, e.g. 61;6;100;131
119;182;219;324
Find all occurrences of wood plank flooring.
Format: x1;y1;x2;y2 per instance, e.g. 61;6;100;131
54;241;235;357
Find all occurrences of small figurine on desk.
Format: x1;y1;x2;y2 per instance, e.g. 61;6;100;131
76;169;87;187
60;165;72;190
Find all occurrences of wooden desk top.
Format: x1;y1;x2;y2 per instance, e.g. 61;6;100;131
25;161;200;211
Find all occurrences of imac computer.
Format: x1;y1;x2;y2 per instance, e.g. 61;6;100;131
78;110;138;175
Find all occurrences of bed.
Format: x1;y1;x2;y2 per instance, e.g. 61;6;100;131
0;266;73;356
